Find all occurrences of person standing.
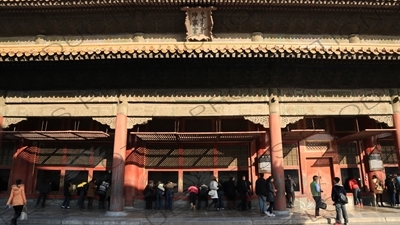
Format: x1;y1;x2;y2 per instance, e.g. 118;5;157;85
236;175;251;211
164;181;177;210
372;175;384;207
187;184;199;210
285;175;296;208
217;181;225;209
348;176;362;207
386;176;397;207
396;173;400;206
197;183;208;210
266;176;276;217
35;179;52;208
86;179;97;209
331;177;348;225
310;175;323;217
207;176;219;210
97;180;110;209
61;180;73;209
144;180;155;210
155;181;165;210
76;181;88;209
256;173;267;215
6;179;27;225
224;176;236;210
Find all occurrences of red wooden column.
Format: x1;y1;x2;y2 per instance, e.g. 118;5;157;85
268;88;286;211
124;148;135;207
364;136;382;191
110;110;128;212
390;89;400;171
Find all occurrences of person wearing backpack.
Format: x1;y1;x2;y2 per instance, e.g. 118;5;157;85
97;180;110;209
331;177;348;225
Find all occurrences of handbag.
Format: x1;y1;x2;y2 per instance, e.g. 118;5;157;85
246;193;251;202
208;190;216;196
19;205;28;220
319;202;327;210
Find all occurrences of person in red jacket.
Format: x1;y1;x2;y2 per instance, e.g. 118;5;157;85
348;176;362;207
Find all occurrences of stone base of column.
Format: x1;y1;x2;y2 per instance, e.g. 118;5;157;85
105;211;129;217
272;210;291;216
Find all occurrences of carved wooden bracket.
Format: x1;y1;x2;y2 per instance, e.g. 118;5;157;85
181;6;216;42
127;117;152;129
244;116;269;128
280;116;303;128
369;115;393;127
93;117;116;129
93;117;152;129
2;117;27;128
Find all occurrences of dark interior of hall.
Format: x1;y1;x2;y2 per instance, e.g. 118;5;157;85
1;58;399;90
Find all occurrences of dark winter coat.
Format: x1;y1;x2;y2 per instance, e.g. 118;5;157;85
255;177;267;196
224;180;236;196
331;184;346;203
266;180;275;202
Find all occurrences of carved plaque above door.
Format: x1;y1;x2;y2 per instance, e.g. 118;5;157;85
181;6;216;42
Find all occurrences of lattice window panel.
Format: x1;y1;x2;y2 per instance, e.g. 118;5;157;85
337;142;358;164
37;145;64;165
334;117;356;132
145;146;179;167
147;119;176;132
305;118;326;130
0;142;15;166
93;145;113;167
126;147;146;167
184;119;212;132
283;144;299;166
66;145;92;166
306;142;331;152
182;146;214;167
381;142;397;164
220;119;249;131
216;145;248;167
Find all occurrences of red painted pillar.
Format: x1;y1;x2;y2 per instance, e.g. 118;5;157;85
363;136;380;192
110;113;127;212
390;89;400;171
124;149;134;207
269;88;286;211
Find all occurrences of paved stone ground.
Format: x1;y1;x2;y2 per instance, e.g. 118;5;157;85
1;199;400;225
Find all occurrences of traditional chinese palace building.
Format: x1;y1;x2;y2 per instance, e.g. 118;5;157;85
1;0;400;211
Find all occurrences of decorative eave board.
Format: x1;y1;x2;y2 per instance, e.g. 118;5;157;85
1;42;400;62
0;0;399;12
0;130;110;141
131;131;265;143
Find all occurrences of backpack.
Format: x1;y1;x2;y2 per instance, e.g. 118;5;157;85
97;183;108;195
335;187;348;204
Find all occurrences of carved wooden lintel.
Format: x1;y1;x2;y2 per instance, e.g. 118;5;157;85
127;117;152;129
244;116;269;128
369;115;393;127
2;117;27;128
281;116;303;128
181;6;216;42
93;117;116;129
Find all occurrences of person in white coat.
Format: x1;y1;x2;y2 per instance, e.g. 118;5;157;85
207;176;219;210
